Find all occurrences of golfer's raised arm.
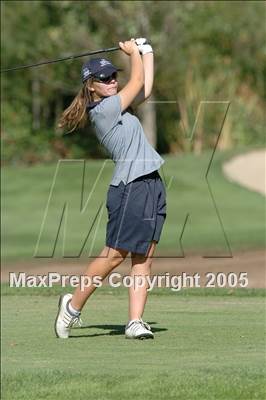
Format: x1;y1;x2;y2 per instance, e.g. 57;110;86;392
142;51;154;98
132;51;154;106
118;40;144;111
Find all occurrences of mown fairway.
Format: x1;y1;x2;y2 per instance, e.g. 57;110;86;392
2;287;266;400
2;147;265;262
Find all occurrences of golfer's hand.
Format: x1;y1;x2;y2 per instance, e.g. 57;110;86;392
119;39;139;56
135;38;153;55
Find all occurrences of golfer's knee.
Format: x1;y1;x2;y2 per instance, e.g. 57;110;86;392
133;261;152;273
108;247;128;268
109;256;124;269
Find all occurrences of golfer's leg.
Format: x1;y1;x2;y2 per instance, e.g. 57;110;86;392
128;241;157;321
71;246;128;311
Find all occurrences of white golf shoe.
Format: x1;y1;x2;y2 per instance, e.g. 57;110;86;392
125;319;154;339
54;293;82;339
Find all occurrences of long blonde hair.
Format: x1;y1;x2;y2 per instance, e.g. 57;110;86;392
57;79;94;133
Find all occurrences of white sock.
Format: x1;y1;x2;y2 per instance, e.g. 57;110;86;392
67;301;80;316
128;319;140;324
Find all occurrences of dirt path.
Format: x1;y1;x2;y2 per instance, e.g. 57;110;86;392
223;149;266;196
2;249;265;289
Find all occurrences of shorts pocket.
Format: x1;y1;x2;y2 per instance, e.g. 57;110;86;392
157;181;167;216
106;184;123;215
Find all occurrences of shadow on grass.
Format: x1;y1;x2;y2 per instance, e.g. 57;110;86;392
69;322;167;338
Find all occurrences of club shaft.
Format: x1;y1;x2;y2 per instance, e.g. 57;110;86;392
1;46;121;73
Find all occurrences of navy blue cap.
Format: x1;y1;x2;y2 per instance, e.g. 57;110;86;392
81;58;122;83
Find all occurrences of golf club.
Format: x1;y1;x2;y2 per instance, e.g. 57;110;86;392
1;40;150;73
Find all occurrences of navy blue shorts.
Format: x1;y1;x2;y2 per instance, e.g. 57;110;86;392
105;170;167;255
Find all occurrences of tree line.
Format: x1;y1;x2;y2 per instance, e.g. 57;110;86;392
1;1;265;164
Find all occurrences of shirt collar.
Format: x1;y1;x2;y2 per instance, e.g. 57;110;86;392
87;96;107;111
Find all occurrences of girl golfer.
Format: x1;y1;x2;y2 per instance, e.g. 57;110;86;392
55;38;167;339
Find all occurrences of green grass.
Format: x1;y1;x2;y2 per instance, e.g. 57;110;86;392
2;287;266;399
2;146;265;262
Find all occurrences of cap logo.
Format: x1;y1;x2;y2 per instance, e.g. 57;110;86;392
83;67;91;78
99;59;111;67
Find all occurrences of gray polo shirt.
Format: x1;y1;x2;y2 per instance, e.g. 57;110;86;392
89;94;164;186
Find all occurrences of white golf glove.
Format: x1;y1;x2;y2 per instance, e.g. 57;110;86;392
135;37;153;55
